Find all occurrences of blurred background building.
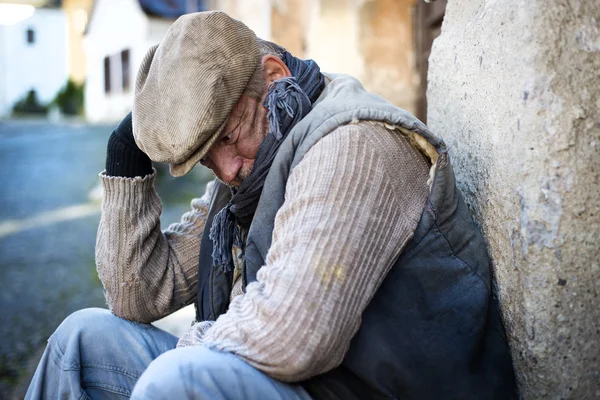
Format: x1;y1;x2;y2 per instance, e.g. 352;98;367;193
0;0;67;117
0;0;448;122
84;0;205;121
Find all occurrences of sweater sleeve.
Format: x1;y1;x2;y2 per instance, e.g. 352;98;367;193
95;172;214;323
195;122;431;382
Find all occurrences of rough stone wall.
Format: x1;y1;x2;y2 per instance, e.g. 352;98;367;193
427;0;600;398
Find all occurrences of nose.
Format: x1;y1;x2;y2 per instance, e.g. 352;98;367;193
205;146;242;184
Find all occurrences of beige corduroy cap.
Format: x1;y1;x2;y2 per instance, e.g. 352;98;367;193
133;11;260;177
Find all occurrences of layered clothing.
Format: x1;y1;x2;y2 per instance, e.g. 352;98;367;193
96;74;516;399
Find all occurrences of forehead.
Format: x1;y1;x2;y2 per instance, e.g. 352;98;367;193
224;95;254;130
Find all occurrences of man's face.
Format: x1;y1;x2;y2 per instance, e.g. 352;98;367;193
200;95;268;187
200;55;291;187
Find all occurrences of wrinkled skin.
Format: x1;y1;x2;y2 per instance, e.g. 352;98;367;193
200;55;292;187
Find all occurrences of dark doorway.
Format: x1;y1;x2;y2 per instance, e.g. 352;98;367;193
414;0;447;123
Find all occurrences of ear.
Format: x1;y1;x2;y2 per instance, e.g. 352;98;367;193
262;55;292;89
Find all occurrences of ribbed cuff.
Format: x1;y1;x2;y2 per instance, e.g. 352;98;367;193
105;131;153;178
99;170;157;202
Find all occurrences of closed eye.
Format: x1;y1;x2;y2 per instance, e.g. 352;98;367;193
221;132;233;143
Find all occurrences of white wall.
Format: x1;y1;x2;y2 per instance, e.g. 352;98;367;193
84;0;170;122
147;17;173;44
0;8;68;117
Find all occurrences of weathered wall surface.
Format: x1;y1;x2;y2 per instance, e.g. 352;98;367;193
358;0;417;113
428;0;600;397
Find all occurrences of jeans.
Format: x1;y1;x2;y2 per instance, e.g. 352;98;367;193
25;308;312;400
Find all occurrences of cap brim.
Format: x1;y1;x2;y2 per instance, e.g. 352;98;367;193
169;119;228;177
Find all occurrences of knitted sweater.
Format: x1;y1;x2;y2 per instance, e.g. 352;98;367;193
96;121;431;382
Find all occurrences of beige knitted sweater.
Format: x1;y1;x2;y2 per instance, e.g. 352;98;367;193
96;121;431;382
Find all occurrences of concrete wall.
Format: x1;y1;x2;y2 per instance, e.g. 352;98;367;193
0;8;68;117
427;0;600;397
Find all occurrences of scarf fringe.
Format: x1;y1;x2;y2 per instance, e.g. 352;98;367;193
265;77;304;140
209;203;235;272
209;202;248;273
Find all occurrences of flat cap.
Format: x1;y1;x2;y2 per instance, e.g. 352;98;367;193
133;11;260;176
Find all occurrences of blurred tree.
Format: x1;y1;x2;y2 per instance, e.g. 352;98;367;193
12;89;48;115
53;78;85;115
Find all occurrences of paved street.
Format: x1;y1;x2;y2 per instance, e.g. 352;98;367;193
0;120;211;398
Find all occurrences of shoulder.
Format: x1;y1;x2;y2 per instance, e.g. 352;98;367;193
301;122;382;161
302;121;430;173
291;121;431;203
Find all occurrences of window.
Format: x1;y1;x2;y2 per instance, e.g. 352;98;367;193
26;28;35;44
121;50;130;92
104;56;111;94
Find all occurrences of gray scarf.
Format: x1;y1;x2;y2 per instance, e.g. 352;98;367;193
209;52;325;272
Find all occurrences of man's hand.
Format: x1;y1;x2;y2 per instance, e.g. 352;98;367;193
105;112;153;178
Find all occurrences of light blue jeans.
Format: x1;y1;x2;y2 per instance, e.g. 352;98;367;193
25;308;312;399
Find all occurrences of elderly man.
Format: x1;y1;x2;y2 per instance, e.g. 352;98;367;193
26;11;516;400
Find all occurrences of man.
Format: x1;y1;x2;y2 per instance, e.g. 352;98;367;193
26;11;516;400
